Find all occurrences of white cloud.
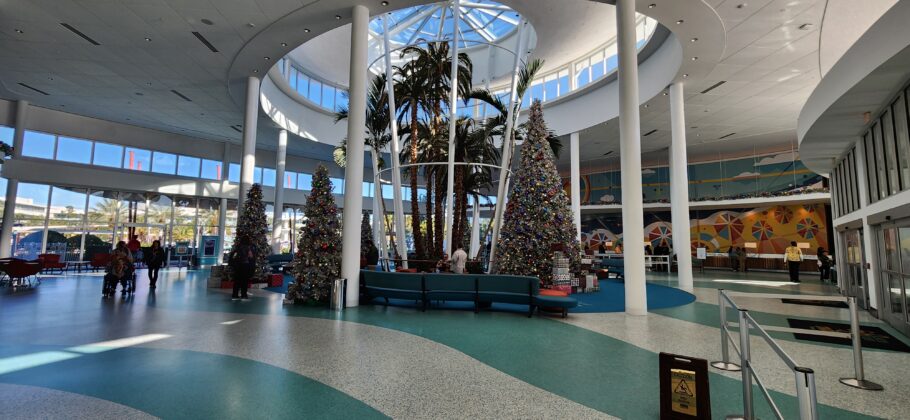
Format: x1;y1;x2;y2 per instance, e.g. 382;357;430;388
599;194;616;203
641;168;656;175
755;151;796;166
734;171;760;179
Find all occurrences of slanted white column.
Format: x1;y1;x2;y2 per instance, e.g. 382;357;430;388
488;18;527;271
669;82;694;291
570;132;582;241
443;0;462;255
0;100;28;258
239;76;260;207
341;4;369;307
469;196;481;258
216;143;230;263
272;129;287;254
616;0;647;316
381;15;408;267
371;147;389;265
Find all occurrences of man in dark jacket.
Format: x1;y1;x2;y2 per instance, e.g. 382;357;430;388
229;236;257;300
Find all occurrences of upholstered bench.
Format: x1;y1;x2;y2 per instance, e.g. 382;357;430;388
535;289;576;318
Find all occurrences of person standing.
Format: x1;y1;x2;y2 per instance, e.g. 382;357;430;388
229;235;256;300
451;243;468;274
365;240;379;269
145;240;166;289
784;241;804;282
728;247;739;272
737;247;748;273
817;247;832;283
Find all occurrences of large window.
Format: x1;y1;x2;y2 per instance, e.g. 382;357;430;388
177;155;201;178
152;151;178;175
298;173;313;190
124;147;151;171
861;86;910;204
93;142;123;168
56;137;92;164
22;131;55;159
201;159;222;180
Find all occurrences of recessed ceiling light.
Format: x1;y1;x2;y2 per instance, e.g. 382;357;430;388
304;28;310;33
381;1;389;5
676;20;684;24
682;74;689;78
798;23;813;30
690;37;698;42
648;3;656;8
201;18;214;26
335;15;342;20
144;37;151;42
662;92;668;96
643;104;649;108
15;29;24;34
264;56;271;60
281;42;288;47
691;56;698;61
247;23;255;28
253;69;259;73
736;3;747;9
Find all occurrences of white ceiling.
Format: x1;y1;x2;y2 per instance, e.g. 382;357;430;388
559;0;828;169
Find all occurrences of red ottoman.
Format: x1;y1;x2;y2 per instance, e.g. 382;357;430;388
539;289;569;314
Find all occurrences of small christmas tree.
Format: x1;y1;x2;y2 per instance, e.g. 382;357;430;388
228;184;271;281
288;165;342;303
495;100;581;283
361;212;373;255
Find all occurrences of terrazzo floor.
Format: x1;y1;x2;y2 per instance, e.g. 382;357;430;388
0;267;906;419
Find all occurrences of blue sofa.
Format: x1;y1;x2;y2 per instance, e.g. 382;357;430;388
360;270;578;317
599;258;625;279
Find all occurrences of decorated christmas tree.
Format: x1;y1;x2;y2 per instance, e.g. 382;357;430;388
287;165;342;303
495;100;581;283
228;184;271;281
361;212;373;254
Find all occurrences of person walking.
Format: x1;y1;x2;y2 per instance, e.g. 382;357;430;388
784;241;804;282
145;240;166;289
228;235;257;300
817;247;832;283
451;243;468;274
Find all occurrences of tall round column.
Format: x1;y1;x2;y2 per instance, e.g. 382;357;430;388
340;4;369;307
616;0;647;316
239;76;260;207
443;0;462;255
0;100;28;258
669;82;694;291
272;129;287;253
570;132;582;241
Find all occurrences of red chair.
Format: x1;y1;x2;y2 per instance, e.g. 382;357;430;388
5;260;42;288
90;253;111;272
37;253;65;274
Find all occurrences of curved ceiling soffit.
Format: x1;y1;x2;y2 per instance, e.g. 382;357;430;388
798;0;910;174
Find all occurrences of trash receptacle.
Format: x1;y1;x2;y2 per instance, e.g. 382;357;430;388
331;278;347;311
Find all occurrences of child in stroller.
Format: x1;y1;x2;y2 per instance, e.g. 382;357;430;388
103;241;136;298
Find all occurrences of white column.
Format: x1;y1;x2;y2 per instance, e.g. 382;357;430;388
488;18;527;271
669;82;694;291
371;147;389;264
272;129;287;254
0;100;28;258
570;132;582;241
617;0;647;316
341;4;369;307
239;76;260;207
381;15;408;267
469;196;481;258
443;0;462;255
217;198;227;264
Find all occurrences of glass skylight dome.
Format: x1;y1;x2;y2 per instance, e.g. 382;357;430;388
369;1;520;48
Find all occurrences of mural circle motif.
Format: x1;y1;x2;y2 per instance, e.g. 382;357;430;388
752;220;774;240
773;206;794;224
796;218;819;239
713;213;744;242
648;225;672;247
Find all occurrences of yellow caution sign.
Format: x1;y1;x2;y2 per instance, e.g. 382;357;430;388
670;368;697;416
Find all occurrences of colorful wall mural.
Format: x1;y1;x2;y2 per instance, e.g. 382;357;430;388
580;204;830;255
563;151;827;204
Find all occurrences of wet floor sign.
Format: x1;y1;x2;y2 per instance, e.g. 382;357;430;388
671;369;697;416
659;352;711;419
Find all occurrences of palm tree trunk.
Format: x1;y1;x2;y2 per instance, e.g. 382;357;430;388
409;103;424;259
452;165;465;246
434;170;444;256
424;173;434;258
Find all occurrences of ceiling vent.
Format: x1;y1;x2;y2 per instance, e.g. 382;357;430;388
192;31;219;52
230;125;243;133
60;23;100;45
700;81;726;94
18;82;50;95
718;132;736;139
171;90;192;101
602;151;614;157
643;129;658;137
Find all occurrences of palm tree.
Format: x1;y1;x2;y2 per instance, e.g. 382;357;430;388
395;60;430;259
447;117;499;246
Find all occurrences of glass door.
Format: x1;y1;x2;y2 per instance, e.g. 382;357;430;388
880;223;910;336
843;229;869;308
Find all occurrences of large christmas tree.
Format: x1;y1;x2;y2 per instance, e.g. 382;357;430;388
288;165;342;303
360;212;373;254
229;183;271;281
495;100;581;283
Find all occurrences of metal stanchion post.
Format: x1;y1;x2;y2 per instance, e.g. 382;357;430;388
738;309;754;420
794;367;819;420
839;297;884;390
712;289;742;371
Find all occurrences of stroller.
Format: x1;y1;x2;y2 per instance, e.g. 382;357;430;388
102;254;137;298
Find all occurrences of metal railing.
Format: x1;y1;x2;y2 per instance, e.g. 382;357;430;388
710;290;883;419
